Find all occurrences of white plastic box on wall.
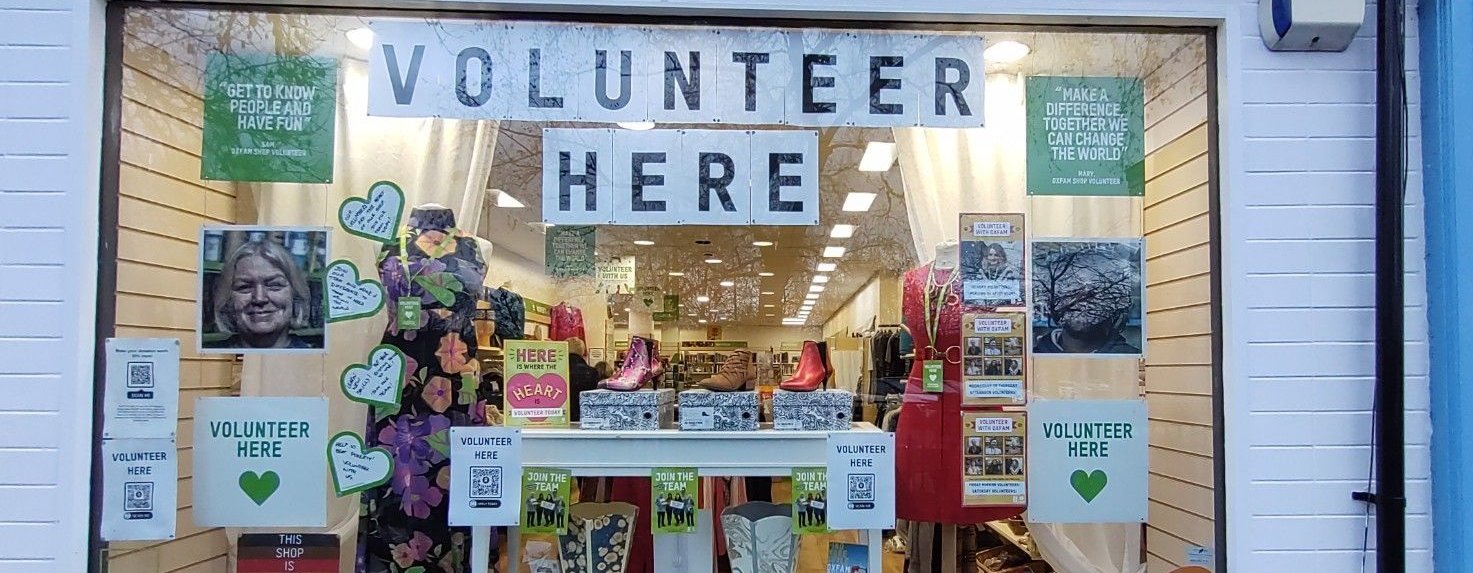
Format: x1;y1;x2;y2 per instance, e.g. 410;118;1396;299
1259;0;1367;51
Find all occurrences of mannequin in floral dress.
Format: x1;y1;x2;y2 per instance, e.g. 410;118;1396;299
358;205;489;573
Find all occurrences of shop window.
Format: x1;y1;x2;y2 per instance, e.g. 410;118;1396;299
102;7;1215;573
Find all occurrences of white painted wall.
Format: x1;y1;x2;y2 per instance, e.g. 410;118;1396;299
0;1;105;572
0;0;1431;571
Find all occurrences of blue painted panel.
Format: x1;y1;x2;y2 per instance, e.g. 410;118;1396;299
1420;0;1473;570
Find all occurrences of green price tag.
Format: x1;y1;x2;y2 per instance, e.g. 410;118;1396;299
791;467;829;534
651;467;699;534
923;360;944;393
397;297;421;330
521;468;572;534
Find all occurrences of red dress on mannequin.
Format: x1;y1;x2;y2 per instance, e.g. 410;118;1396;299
895;264;1025;523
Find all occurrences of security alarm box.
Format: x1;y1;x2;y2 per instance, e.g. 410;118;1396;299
1260;0;1364;52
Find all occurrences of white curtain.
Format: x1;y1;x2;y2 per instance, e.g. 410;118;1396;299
233;56;500;572
894;72;1143;573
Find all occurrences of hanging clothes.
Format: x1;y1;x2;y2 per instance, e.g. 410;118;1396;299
359;208;489;573
549;302;587;342
895;263;1024;524
485;286;525;341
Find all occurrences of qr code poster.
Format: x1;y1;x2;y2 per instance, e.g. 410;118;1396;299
102;438;177;541
469;466;502;500
104;338;180;439
826;432;895;530
124;482;155;512
448;427;522;526
847;474;876;502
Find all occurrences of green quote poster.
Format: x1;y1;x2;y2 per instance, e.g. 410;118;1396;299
545;226;597;278
651;467;698;534
1026;76;1144;197
202;53;338;183
791;467;829;534
520;468;571;534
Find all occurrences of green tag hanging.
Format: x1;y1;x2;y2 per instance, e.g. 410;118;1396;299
923;360;944;393
521;468;572;534
396;297;421;330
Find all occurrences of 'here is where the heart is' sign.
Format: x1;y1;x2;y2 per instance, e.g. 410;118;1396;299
503;340;570;427
1026;399;1147;523
193;397;327;527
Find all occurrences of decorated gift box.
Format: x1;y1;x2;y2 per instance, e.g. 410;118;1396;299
580;388;676;431
772;389;854;431
678;390;759;431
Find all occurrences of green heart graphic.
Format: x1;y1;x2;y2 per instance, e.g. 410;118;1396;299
238;470;281;506
1070;469;1108;503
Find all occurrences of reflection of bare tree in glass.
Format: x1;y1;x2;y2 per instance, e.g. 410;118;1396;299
1031;241;1140;332
127;9;343;182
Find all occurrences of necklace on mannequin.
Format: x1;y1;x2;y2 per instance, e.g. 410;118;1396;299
921;263;961;363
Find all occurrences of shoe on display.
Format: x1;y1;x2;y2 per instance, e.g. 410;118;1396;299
697;349;756;392
779;340;829;392
558;502;638;573
721;502;797;573
605;336;654;391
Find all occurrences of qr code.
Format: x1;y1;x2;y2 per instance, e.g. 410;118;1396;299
469;466;501;499
847;474;875;502
123;482;153;512
126;362;154;389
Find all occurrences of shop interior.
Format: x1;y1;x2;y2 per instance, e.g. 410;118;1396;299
108;7;1216;573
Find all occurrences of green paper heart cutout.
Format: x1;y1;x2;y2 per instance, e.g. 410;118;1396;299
239;470;281;506
1070;469;1108;503
337;181;404;244
323;260;386;323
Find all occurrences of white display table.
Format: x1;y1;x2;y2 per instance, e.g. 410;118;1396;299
472;422;887;572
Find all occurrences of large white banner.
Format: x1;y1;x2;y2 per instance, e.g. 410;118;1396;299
542;128;819;226
367;19;984;128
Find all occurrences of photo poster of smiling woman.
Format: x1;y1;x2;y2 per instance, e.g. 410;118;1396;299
959;213;1026;309
198;226;330;354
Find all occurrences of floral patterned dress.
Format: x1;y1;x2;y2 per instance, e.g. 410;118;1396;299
358;219;488;573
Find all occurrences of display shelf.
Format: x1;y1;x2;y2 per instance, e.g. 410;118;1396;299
476;423;887;573
985;519;1041;560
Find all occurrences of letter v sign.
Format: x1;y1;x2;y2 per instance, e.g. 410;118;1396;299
383;44;425;105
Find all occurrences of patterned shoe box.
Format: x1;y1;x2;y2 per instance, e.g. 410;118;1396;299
678;390;759;431
580;388;676;431
772;389;854;431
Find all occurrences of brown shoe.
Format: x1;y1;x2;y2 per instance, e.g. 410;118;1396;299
698;350;755;392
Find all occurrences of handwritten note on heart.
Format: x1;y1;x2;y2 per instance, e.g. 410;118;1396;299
328;432;392;496
338;181;404;243
340;345;405;407
324;260;385;323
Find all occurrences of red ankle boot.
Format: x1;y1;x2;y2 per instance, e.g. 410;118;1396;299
779;341;827;392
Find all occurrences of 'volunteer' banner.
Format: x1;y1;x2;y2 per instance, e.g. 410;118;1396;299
542;128;818;226
367;19;984;128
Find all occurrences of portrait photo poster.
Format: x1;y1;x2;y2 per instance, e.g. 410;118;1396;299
1030;238;1145;357
197;226;330;354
